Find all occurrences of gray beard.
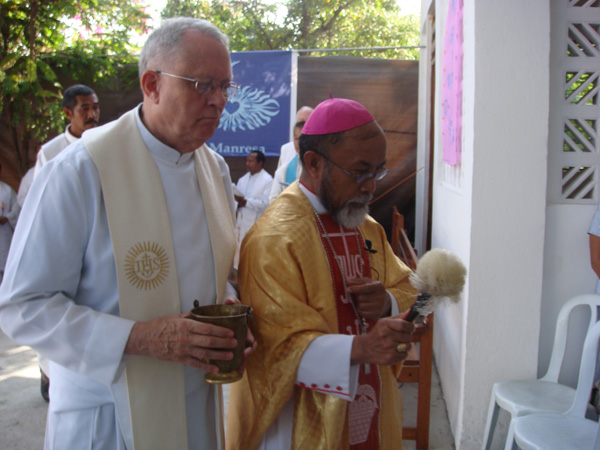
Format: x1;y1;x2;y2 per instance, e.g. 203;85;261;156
320;164;372;228
333;200;370;228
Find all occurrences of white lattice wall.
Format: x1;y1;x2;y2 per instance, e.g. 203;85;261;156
550;0;600;203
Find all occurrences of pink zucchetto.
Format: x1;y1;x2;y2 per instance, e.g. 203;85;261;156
301;98;374;136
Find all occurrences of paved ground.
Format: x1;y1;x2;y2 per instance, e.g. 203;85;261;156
0;331;47;449
0;330;455;449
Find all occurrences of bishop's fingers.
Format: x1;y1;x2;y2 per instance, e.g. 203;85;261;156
386;314;416;334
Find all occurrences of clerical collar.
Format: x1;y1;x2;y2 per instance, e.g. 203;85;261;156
298;182;327;214
64;125;79;145
134;104;194;166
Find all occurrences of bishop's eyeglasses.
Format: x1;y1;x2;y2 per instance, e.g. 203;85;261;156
315;151;389;185
155;70;239;99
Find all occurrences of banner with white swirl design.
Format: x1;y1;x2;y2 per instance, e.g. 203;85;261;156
208;50;292;158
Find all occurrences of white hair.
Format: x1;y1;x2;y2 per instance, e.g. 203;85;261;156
138;17;229;78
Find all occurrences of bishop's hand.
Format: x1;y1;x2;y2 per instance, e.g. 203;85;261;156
350;314;414;366
346;277;391;320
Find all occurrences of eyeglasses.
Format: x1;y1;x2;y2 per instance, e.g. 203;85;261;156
316;151;388;185
155;70;239;99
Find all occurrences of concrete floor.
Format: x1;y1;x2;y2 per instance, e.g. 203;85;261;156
0;330;455;449
0;331;48;450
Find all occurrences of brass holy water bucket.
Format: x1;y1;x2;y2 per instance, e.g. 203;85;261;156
189;300;255;384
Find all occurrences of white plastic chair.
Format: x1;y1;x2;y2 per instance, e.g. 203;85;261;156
482;293;600;450
511;318;600;449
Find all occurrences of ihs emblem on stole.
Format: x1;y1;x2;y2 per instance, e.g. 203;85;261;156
124;241;170;290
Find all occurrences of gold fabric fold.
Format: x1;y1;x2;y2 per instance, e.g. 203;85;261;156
227;183;416;450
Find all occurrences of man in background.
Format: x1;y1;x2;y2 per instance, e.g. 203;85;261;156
0;163;19;283
234;150;272;266
16;166;35;210
269;120;304;203
587;203;600;412
33;84;100;402
34;84;100;175
276;105;313;169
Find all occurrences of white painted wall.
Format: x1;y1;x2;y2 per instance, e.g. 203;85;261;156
416;1;551;448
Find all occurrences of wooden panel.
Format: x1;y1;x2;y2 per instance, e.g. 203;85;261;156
298;56;419;239
391;208;432;449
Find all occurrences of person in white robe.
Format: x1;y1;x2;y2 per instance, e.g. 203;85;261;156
34;84;100;177
277;141;296;171
16;167;34;209
0;165;19;281
34;86;100;402
275;106;313;169
0;18;255;450
234;150;273;263
269;120;304;203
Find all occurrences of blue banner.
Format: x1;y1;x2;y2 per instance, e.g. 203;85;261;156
207;50;292;157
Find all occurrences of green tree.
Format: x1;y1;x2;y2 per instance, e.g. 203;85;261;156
0;0;150;175
161;0;419;59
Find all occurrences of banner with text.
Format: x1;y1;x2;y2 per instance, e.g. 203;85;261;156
207;50;292;158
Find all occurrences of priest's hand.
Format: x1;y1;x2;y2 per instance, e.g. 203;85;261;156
346;277;391;320
125;313;239;373
350;314;414;366
234;195;246;207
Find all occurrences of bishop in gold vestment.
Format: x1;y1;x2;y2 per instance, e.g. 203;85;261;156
227;98;417;450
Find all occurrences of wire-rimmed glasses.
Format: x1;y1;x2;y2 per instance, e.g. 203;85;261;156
155;70;238;99
316;151;388;185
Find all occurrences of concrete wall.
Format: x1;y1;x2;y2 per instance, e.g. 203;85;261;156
539;2;600;386
416;1;551;447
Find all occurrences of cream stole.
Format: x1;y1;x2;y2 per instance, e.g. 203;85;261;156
83;109;236;449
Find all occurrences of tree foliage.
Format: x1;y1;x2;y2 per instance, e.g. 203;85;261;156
161;0;420;59
0;0;150;174
0;0;419;176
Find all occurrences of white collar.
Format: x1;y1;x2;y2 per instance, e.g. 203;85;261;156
64;125;79;144
298;182;327;214
134;105;194;166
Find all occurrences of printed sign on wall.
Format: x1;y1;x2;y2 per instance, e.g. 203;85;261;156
208;50;292;157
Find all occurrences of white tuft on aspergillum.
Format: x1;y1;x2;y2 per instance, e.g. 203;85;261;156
409;248;467;305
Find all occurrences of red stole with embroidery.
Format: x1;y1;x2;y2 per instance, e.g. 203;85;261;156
315;213;382;449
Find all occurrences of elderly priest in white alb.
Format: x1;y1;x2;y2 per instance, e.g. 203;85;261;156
0;18;255;450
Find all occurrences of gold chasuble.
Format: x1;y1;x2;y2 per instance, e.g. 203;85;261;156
83;109;236;450
227;183;416;450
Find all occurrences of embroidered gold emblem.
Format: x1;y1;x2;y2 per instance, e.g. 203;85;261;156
124;241;170;290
